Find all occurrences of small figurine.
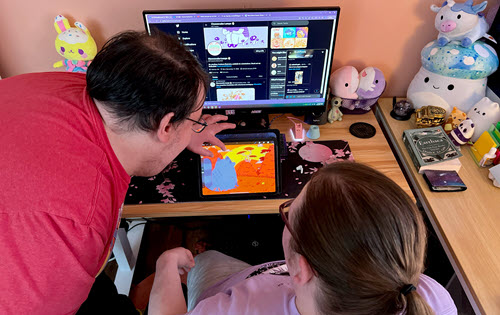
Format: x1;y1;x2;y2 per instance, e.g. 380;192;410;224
53;15;97;73
449;118;475;146
328;97;343;123
391;99;414;121
443;106;467;133
415;105;447;127
431;0;490;47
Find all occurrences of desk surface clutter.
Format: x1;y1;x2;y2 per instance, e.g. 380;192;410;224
122;110;410;218
125;140;353;204
376;98;500;315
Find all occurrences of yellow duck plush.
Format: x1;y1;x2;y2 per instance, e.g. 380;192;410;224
53;15;97;73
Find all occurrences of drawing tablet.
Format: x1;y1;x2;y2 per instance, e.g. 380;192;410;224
198;130;281;200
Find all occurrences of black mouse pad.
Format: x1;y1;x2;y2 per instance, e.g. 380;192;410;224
125;140;353;205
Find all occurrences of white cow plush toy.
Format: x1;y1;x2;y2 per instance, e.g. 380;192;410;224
431;0;490;47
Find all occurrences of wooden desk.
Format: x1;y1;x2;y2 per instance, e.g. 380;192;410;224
122;110;412;218
376;98;500;315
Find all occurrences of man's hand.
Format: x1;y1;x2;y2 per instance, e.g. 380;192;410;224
157;247;195;275
187;114;236;157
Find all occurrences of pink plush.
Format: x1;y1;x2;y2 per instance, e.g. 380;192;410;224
329;66;359;99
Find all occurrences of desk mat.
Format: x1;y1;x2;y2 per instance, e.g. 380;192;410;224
125;140;353;205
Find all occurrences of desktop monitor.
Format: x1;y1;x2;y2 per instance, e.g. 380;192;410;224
143;8;340;122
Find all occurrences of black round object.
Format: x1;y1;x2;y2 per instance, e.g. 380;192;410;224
349;122;376;138
390;110;413;121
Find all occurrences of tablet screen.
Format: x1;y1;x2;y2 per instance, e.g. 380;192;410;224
200;137;278;196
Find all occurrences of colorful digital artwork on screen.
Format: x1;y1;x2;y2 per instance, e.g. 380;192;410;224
201;143;276;195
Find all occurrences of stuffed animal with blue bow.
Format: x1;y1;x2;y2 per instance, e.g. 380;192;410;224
431;0;491;47
53;15;97;73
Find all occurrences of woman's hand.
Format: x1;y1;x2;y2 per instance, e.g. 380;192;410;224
187;114;236;157
149;247;195;315
157;247;195;275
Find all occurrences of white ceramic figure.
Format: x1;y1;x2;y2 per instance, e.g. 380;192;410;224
407;40;498;116
467;96;500;142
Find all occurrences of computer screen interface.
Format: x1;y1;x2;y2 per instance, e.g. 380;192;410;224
144;8;339;112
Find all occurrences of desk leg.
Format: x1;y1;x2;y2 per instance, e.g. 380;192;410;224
112;220;146;295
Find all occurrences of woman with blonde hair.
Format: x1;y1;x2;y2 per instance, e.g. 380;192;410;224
150;162;457;315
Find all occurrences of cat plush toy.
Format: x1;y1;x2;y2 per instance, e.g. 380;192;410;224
467;96;500;142
443;106;467;133
53;15;97;73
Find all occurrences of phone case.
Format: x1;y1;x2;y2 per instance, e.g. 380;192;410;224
423;170;467;192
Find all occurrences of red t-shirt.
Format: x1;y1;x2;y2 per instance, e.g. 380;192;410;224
0;72;131;314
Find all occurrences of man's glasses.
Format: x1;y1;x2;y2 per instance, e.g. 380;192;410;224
279;199;318;276
187;117;208;133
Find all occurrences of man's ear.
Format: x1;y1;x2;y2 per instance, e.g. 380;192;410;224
157;112;176;143
292;255;315;286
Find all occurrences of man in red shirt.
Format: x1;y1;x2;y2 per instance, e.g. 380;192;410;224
0;31;233;314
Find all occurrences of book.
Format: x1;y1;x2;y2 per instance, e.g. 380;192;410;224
402;126;462;173
423;170;467;192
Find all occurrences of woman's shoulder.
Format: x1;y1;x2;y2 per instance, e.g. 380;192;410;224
417;274;458;315
189;272;299;315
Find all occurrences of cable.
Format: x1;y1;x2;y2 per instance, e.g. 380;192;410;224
268;113;285;127
127;222;147;232
286;116;305;125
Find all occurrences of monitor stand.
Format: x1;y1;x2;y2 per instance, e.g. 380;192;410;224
227;113;270;130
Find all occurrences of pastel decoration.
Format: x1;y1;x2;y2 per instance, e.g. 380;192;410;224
467;96;500;142
421;40;498;79
356;67;386;99
53;15;97;73
430;0;489;47
329;66;359;99
449;118;475;145
443;106;467;133
306;125;320;140
327;97;343;123
298;142;333;163
407;40;498;115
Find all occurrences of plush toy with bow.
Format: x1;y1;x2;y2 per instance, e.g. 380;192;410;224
53;15;97;73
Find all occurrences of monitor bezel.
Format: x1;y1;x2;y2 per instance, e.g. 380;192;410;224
143;7;341;116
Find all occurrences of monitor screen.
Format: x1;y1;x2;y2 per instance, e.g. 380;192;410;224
143;8;340;113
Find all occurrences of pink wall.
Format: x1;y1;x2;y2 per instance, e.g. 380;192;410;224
0;0;498;96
